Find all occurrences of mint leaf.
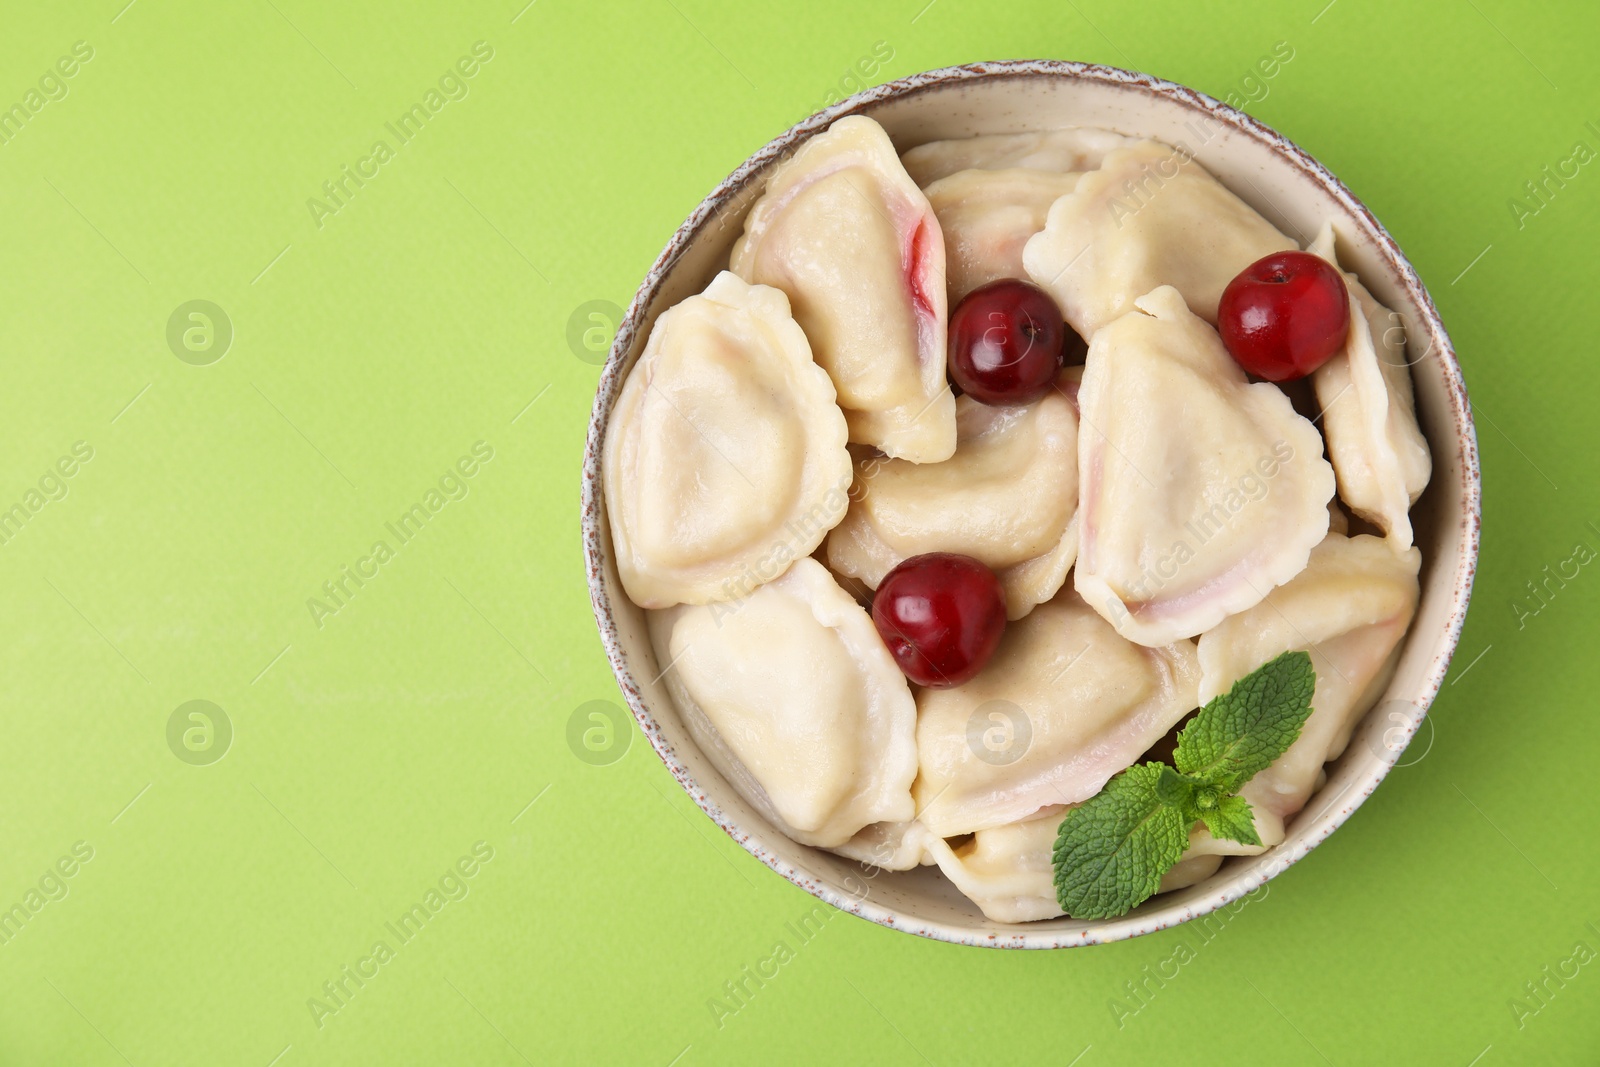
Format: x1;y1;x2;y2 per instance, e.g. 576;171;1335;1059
1199;792;1261;847
1054;651;1319;920
1174;650;1316;792
1052;764;1189;920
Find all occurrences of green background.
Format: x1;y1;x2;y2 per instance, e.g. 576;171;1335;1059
0;0;1594;1063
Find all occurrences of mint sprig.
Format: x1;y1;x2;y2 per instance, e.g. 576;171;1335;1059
1052;651;1316;920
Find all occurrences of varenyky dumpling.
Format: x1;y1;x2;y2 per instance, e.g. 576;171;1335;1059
994;517;1080;623
647;558;917;848
732;116;955;463
603;271;851;608
1307;221;1432;551
923;168;1081;305
827;384;1079;620
920;803;1224;922
900;126;1139;187
922;810;1066;923
1074;286;1336;647
1196;531;1421;847
914;592;1201;838
1158;845;1227;893
919;807;1268;923
1023;140;1297;340
1147;823;1266;895
828;820;933;871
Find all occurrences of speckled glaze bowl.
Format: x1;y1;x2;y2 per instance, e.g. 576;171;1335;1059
582;61;1481;948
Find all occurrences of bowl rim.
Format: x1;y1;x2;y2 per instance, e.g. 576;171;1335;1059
581;59;1482;948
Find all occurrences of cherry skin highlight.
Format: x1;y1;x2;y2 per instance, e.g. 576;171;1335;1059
948;279;1076;405
871;552;1007;688
1218;250;1351;382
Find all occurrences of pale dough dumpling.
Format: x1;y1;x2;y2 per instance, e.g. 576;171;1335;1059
923;806;1220;921
732;115;955;463
1158;852;1226;894
901;126;1139;187
914;593;1201;838
1196;532;1421;847
827;384;1079;620
603;272;851;608
828;821;933;871
1306;221;1432;551
1151;825;1260;894
647;558;917;849
923;810;1067;923
1073;286;1336;646
923;168;1081;305
1023;140;1297;339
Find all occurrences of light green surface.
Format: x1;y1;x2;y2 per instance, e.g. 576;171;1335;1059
0;1;1594;1063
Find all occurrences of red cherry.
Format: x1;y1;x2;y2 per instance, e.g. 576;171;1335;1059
948;279;1076;405
871;553;1007;688
1218;251;1351;382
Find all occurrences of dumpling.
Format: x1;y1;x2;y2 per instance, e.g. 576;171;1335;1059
901;127;1139;187
925;807;1223;922
1158;853;1226;894
923;168;1081;305
828;821;933;871
826;384;1079;620
1307;221;1432;551
603;271;851;608
923;810;1067;923
731;116;955;463
1023;140;1297;339
1154;825;1255;893
1073;286;1336;646
992;516;1080;623
647;558;917;848
1196;532;1421;847
914;593;1201;838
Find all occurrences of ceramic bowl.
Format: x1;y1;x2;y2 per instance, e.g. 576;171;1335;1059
581;60;1481;948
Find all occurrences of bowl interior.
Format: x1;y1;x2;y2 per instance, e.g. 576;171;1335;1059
583;62;1479;948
